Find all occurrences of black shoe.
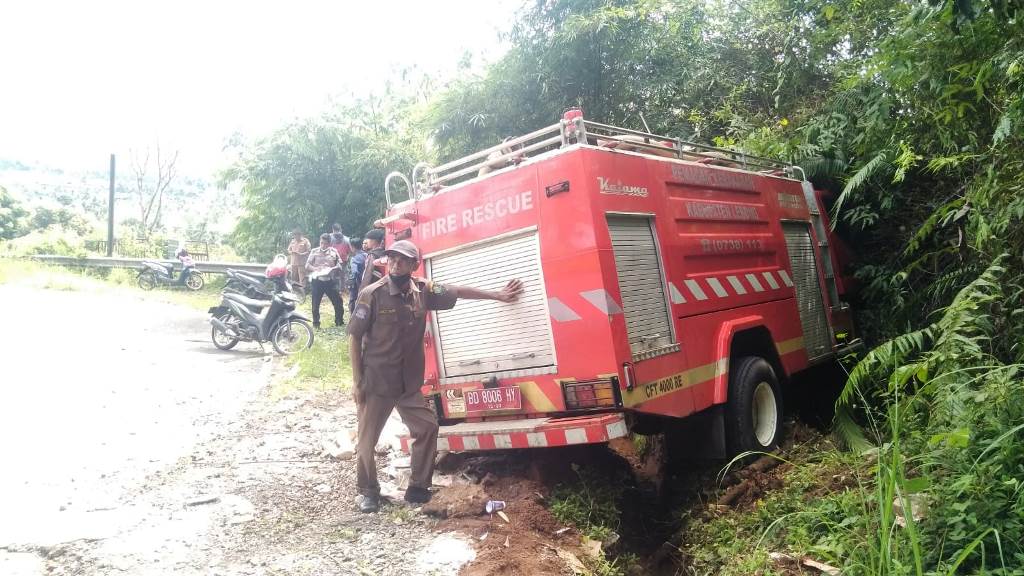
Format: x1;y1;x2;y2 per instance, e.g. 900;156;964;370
313;323;321;330
357;494;380;513
404;486;431;504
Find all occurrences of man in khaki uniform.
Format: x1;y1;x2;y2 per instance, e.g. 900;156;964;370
347;240;523;512
287;229;311;289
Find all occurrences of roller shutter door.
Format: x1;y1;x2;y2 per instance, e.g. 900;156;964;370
428;231;555;378
606;216;674;357
782;222;832;360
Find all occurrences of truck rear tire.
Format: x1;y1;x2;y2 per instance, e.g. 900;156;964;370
725;356;783;455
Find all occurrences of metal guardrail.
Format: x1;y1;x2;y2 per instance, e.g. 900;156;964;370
82;240;212;261
29;255;267;276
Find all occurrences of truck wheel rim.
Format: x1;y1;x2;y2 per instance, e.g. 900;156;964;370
752;381;777;447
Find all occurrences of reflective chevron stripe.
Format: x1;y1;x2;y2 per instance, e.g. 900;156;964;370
399;414;629;453
549;270;796;322
681;270;793;301
726;275;747;295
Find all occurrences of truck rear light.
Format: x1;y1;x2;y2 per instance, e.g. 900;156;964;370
623;362;636;391
562;377;622;410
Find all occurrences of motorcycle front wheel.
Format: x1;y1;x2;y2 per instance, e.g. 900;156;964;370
185;272;205;291
211;313;240;350
137;270;157;290
271;319;314;355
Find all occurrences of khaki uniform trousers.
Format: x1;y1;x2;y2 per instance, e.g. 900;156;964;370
356;390;438;497
290;263;307;288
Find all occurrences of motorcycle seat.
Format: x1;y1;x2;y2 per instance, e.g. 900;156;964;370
235;270;266;281
224;292;271;309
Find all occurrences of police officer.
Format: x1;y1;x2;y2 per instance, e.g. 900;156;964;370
347;240;523;513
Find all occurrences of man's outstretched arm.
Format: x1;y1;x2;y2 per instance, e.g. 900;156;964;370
450;279;524;303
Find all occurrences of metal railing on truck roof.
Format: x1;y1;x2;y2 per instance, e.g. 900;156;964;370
383;109;796;208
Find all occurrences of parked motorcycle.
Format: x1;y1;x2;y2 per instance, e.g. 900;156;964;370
208;291;313;355
137;260;205;291
224;269;305;304
224;258;305;303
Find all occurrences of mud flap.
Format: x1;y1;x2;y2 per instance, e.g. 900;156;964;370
399;413;628;453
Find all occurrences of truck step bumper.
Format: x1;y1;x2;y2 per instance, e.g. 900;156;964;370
400;413;628;453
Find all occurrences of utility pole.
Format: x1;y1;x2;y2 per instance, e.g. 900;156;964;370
107;154;115;257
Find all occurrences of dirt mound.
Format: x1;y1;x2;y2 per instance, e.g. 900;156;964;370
426;452;588;576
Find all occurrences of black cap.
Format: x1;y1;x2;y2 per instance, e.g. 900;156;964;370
365;229;385;241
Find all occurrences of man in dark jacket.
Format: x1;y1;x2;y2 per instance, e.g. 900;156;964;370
358;228;386;292
347;237;366;315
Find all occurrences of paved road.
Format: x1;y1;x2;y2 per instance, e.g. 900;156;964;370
0;284;272;551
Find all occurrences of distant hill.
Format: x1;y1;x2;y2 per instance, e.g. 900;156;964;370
0;157;240;242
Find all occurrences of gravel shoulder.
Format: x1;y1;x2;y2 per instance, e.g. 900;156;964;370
0;281;600;576
0;282;477;576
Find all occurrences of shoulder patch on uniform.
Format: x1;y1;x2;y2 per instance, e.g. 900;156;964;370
357;278;387;305
430;282;446;295
353;306;369;320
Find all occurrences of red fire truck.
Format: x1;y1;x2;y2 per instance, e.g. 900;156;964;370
380;110;859;456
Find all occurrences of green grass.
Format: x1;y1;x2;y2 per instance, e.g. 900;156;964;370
549;463;625;542
679;439;868;575
547;463;638;576
276;295;354;398
0;257;227;312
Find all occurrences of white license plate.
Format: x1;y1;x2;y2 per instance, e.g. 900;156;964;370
464;386;522;412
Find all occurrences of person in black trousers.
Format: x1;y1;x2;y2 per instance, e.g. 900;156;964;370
306;233;345;328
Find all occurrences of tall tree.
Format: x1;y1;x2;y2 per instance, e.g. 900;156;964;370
221;94;428;260
130;143;179;238
0;185;28;240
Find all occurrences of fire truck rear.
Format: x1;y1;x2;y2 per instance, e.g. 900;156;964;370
379;110;860;456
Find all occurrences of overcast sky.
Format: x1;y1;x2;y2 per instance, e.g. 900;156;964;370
0;0;519;176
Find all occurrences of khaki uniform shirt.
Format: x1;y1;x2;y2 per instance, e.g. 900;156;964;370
305;246;341;281
288;237;311;266
348;275;458;397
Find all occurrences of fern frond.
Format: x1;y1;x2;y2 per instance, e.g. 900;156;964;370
832;406;874;452
832;151;891;223
837;324;935;409
903;197;966;257
801;155;850;180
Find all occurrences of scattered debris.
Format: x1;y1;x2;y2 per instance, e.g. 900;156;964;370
554;527;571;535
393;468;412;490
803;557;841;575
496;510;510;524
554;547;591;576
185;494;220;507
893;493;928;527
320;430;354;460
484;500;506;513
581;536;603;559
770;552;841;575
413;533;476;574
